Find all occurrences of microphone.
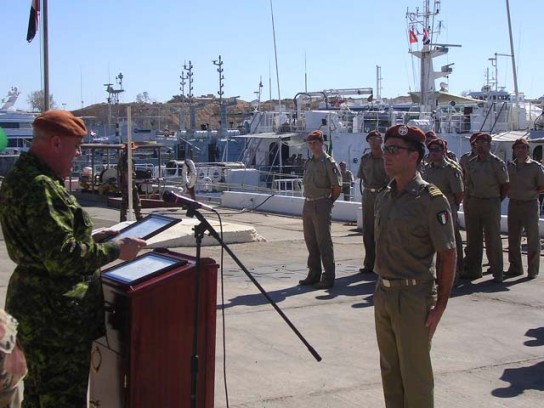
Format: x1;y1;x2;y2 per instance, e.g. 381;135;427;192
162;190;215;212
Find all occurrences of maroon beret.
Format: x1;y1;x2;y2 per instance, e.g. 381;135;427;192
306;130;324;142
427;138;447;150
384;125;426;145
33;110;87;138
512;138;529;149
425;130;438;139
473;132;492;143
469;132;482;145
366;129;382;141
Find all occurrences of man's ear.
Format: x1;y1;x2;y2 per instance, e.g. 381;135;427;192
50;135;62;150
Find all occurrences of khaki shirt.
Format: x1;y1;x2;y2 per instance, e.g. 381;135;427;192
374;173;455;281
303;153;342;198
357;151;389;189
465;153;509;199
507;157;544;201
422;159;464;210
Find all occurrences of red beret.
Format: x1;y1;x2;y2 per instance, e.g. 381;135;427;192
306;130;324;142
33;110;87;138
366;129;382;141
427;138;447;150
384;125;425;145
469;132;482;145
512;138;529;149
473;132;492;143
425;130;438;140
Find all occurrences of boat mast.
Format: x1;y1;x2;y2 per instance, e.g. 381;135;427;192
505;0;519;105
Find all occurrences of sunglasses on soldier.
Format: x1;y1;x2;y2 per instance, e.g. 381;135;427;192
384;145;414;155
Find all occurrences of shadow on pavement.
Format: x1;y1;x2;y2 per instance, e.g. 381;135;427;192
491;326;544;398
220;272;377;310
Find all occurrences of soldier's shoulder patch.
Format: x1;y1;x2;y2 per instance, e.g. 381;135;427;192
436;210;449;225
426;184;443;198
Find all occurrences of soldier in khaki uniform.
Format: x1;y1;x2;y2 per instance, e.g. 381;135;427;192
298;130;342;290
506;138;544;279
462;132;509;282
374;125;456;408
422;138;465;276
357;130;389;273
0;111;147;407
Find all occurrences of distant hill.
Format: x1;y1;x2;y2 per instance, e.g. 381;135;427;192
71;95;412;134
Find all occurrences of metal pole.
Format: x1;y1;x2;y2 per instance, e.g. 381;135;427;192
127;106;134;221
42;0;50;111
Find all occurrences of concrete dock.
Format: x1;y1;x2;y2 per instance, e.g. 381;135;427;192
0;199;542;407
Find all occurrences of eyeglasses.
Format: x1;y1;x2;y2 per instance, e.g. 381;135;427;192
428;147;443;153
384;145;414;154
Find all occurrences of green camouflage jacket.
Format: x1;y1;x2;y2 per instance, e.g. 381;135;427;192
0;152;120;341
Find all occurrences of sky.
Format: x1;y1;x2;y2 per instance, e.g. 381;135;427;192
1;0;542;112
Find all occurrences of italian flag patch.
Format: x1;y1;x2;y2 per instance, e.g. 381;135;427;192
437;211;449;225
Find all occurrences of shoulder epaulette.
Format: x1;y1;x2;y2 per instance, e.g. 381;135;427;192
425;184;444;198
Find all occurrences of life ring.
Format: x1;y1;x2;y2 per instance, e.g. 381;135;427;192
185;159;197;188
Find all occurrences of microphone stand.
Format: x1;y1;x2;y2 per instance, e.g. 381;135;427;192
186;205;322;408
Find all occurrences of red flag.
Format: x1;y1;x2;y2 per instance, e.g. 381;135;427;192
26;0;40;43
409;29;417;44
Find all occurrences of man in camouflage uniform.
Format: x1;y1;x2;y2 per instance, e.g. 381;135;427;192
357;130;389;274
298;130;342;290
422;138;465;277
0;110;146;408
462;132;509;282
374;125;456;407
506;138;544;279
118;142;143;222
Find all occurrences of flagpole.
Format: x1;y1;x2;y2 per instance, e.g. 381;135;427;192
42;0;50;111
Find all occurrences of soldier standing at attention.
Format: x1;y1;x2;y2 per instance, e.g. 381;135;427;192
118;142;143;222
339;161;354;201
357;130;389;274
505;138;544;279
462;132;509;282
298;130;342;290
422;138;465;278
0;110;147;408
374;125;456;407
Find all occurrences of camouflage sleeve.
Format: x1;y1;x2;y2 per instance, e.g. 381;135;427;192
27;176;120;277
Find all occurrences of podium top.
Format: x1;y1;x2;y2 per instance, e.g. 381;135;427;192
104;214;181;242
102;252;187;285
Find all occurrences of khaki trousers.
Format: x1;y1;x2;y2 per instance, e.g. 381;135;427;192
362;189;379;270
508;199;540;277
302;198;335;282
374;281;436;408
464;197;503;279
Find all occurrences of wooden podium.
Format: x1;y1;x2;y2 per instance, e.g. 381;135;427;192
89;249;218;408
